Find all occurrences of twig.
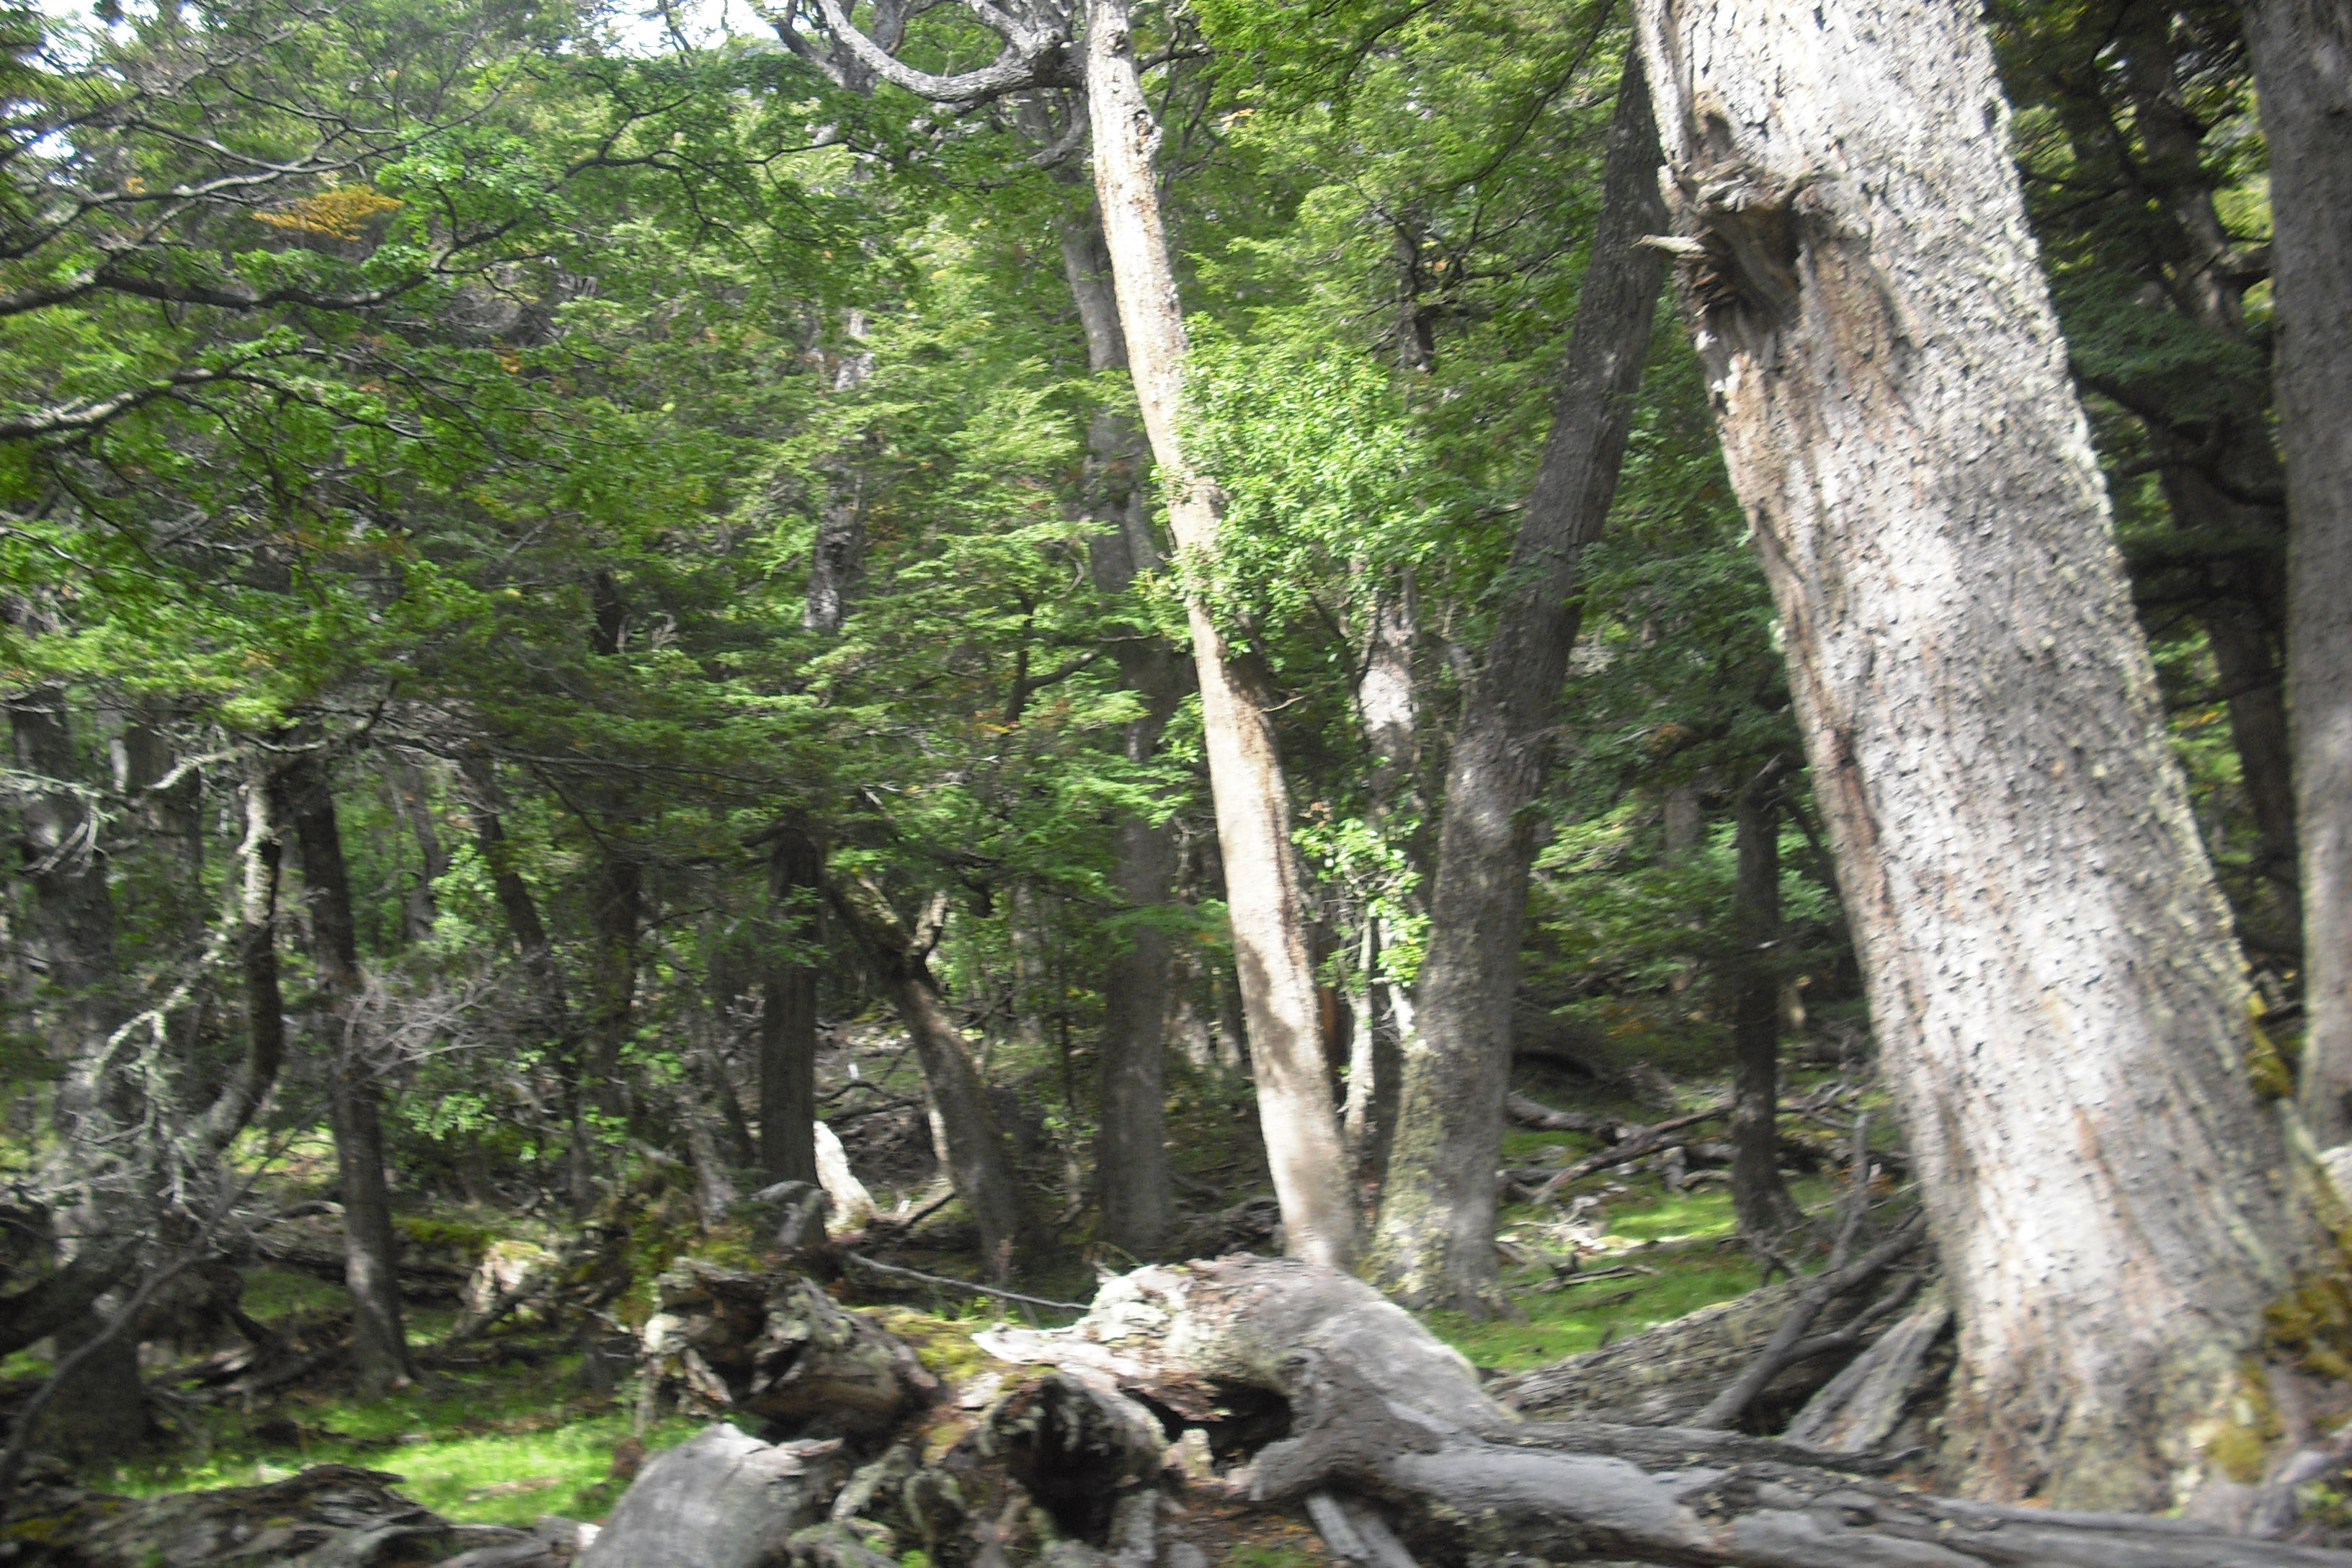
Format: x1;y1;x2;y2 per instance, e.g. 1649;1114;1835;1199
1529;1105;1729;1202
842;1252;1087;1313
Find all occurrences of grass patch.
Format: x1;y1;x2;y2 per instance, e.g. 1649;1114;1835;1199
1422;1173;1840;1373
102;1355;699;1525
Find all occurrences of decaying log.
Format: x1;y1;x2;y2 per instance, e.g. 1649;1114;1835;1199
1492;1268;1889;1427
979;1255;2352;1567
1778;1288;1951;1453
636;1260;940;1438
0;1462;553;1567
981;1373;1164;1541
578;1423;843;1568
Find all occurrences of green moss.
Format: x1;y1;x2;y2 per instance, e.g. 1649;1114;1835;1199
2247;1015;2295;1100
870;1307;994;1386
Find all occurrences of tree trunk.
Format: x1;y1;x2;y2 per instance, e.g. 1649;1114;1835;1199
578;1424;844;1568
830;877;1024;1273
1370;50;1668;1310
1061;209;1187;1260
455;756;594;1211
6;682;125;1126
286;757;413;1396
1729;762;1800;1236
1630;0;2319;1505
760;816;824;1188
587;850;641;1126
1084;0;1355;1268
387;755;450;945
2242;0;2352;1149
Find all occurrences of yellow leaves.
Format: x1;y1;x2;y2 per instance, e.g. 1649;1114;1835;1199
496;350;523;375
254;184;404;241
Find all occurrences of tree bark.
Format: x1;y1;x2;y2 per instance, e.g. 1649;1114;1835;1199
578;1425;845;1568
285;756;414;1396
1061;209;1188;1260
1370;50;1667;1310
831;876;1025;1273
760;815;824;1188
1729;761;1800;1236
1084;0;1355;1268
2242;0;2352;1148
1630;0;2319;1505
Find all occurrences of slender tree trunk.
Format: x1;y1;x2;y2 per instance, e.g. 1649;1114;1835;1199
1370;52;1667;1309
1061;210;1186;1258
759;815;822;1188
387;756;450;945
1084;0;1355;1268
6;682;146;1453
456;756;592;1211
6;684;125;1129
832;877;1025;1274
286;757;413;1396
1631;0;2319;1505
1729;760;1800;1235
2242;0;2352;1149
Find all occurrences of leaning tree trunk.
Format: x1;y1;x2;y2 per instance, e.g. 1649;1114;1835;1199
1370;50;1668;1310
1630;0;2320;1507
831;876;1025;1273
2242;0;2352;1150
1061;209;1188;1260
1085;0;1355;1268
286;756;414;1396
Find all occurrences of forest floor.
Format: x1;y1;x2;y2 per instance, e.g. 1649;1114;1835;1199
4;1026;1871;1558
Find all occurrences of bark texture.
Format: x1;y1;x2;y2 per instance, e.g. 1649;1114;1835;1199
1631;0;2316;1506
1084;0;1354;1268
578;1425;842;1568
2242;0;2352;1146
1371;51;1667;1309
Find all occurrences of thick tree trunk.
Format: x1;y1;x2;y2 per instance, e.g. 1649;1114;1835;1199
2242;0;2352;1148
586;850;641;1124
831;876;1024;1272
286;757;413;1396
1370;52;1667;1309
1085;0;1355;1268
759;816;824;1188
387;755;449;944
1729;763;1800;1236
1631;0;2319;1505
1062;210;1187;1259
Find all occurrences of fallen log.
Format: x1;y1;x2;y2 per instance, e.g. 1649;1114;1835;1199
0;1461;556;1567
977;1255;2352;1567
635;1260;940;1438
577;1424;842;1568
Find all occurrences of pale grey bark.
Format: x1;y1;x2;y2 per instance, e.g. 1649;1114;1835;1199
2243;0;2352;1146
1369;51;1667;1309
1631;0;2318;1507
1084;0;1355;1268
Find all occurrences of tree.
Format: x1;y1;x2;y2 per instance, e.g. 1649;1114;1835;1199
1629;0;2320;1507
1083;0;1356;1267
1367;47;1668;1311
2240;0;2352;1149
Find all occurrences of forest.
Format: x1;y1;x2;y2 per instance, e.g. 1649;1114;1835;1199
2;0;2350;1562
